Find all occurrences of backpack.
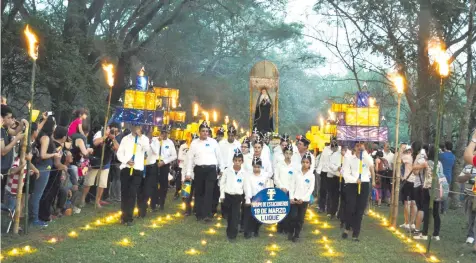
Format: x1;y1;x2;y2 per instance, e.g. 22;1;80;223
377;158;390;172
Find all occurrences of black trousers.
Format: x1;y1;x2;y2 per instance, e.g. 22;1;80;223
138;164;158;217
289;202;309;238
212;178;220;214
175;168;182;195
344;182;370;238
120;168;142;223
184;180;195;214
39;172;62;221
337;180;346;224
421;188;441;236
225;193;242;239
240;194;246;229
193;165;217;219
326;176;340;216
244;204;261;236
278;191;290;233
318;172;328;211
156;164;170;208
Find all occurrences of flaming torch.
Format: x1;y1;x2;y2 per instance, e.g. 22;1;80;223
94;63;115;209
18;25;39;234
388;72;405;227
426;39;450;255
224;116;229;125
213;110;218;123
193;103;199;120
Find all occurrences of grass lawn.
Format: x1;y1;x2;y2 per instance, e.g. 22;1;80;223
2;194;476;263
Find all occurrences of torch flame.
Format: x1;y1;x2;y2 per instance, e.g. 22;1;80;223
102;63;115;87
232;120;238;129
389;73;404;94
224;115;229;124
428;39;450;77
24;25;39;60
193;103;199;117
319;116;324;128
213;110;218;122
203;111;209;122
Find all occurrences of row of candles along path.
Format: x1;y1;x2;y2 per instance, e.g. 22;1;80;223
368;209;440;263
1;201;192;260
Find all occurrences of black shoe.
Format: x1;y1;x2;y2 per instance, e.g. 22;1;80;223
126;221;134;227
244;233;252;239
342;232;348;239
184;212;191;216
340;222;344;229
158;205;165;211
352;237;360;242
292;237;298;242
277;228;284;234
239;227;244;233
203;217;213;223
228;237;237;243
254;232;259;237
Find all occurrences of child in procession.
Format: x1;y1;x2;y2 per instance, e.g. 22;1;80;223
288;152;315;242
220;149;248;241
274;144;295;234
243;156;268;239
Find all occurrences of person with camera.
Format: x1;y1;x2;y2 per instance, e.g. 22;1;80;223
80;123;119;208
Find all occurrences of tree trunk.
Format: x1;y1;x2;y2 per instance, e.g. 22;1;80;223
111;53;130;104
452;0;475;207
411;0;432;143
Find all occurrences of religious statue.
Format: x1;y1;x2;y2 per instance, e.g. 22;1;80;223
253;87;274;134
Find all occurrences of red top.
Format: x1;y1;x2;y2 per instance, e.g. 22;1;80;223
473;155;476;167
67;118;82;137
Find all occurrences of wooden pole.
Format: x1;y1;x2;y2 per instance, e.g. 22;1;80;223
390;93;402;227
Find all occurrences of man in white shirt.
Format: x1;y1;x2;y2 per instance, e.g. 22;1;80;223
154;125;177;211
186;121;224;222
137;129;160;217
116;124;150;226
292;136;315;171
341;142;375;241
326;141;341;218
272;134;290;171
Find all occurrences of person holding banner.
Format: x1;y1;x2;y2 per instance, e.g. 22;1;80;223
341;142;375;241
288;152;315;242
243;157;268;239
220;149;247;241
116;125;149;226
274;144;295;234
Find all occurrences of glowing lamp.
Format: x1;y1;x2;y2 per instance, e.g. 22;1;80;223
23;246;31;252
10;248;19;255
201;240;207;245
48;237;57;244
69;231;78;238
140;232;145;236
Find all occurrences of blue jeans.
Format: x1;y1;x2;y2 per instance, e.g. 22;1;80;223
29;159;52;222
4;192;16;212
68;165;79;186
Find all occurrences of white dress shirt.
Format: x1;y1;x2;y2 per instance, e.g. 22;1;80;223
219;139;241;169
342;151;374;183
244;171;268;204
158;138;177;165
219;167;248;199
145;137;161;165
327;150;343;178
177;143;189;169
250;143;272;163
244;153;272;178
316;146;339;174
242;153;253;174
289;168;315;202
117;134;150;171
273;148;284;170
186;137;223;176
383;150;395;170
274;160;295;190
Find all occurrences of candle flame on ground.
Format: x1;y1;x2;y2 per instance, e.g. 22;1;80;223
24;25;39;60
69;231;78;238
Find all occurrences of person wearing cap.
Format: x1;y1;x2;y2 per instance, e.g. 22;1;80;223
152;125;177;211
220;149;248;241
243;156;268;238
272;133;290;170
288;152;315;242
326;140;342;219
116;124;150;226
182;133;199;216
341;142;375;241
215;127;225;142
186;121;224;222
217;126;241;217
137;128;161;218
292;135;315;173
274;144;295;234
316;140;332;213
